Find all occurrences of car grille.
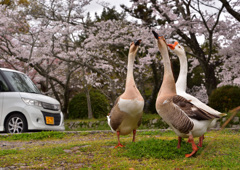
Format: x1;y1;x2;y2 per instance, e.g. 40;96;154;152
42;111;61;126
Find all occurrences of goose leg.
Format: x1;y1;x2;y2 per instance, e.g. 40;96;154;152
132;129;136;142
198;135;204;147
185;135;198;158
115;131;124;148
177;136;182;149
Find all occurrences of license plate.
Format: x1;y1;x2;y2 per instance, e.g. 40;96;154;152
46;116;54;125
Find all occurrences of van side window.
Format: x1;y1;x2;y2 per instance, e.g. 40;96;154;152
0;74;9;92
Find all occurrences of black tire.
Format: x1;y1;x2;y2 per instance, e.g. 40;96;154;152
5;114;28;133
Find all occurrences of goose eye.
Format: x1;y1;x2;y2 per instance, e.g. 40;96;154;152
178;46;181;48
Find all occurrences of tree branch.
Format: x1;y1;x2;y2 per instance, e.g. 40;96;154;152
219;0;240;22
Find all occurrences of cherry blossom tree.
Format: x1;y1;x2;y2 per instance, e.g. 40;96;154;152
0;0;92;117
64;19;157;107
218;38;240;87
1;1;159;115
121;0;240;98
79;18;180;112
1;0;239;116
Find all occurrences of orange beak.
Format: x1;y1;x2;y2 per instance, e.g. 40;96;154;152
167;41;178;50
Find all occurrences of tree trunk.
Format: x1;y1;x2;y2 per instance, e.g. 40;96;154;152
204;64;217;96
62;84;70;119
144;61;163;113
82;69;93;119
85;85;93;119
62;69;73;119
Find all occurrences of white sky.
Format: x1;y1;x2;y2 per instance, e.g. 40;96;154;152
84;0;132;19
84;0;225;23
84;0;223;19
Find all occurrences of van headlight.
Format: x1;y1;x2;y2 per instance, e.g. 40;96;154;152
22;98;42;107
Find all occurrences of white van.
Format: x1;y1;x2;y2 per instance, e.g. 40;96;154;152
0;68;65;133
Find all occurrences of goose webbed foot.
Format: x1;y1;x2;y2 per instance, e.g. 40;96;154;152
185;135;198;158
114;143;124;148
115;131;124;148
185;149;198;158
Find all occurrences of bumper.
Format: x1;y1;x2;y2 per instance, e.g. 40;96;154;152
24;106;65;131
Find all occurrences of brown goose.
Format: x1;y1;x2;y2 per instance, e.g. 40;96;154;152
152;31;219;157
107;40;144;148
167;41;226;147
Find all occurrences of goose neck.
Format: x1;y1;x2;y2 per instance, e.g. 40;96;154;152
126;53;135;87
176;54;188;92
158;45;176;96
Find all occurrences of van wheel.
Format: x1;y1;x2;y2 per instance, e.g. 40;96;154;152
5;114;27;133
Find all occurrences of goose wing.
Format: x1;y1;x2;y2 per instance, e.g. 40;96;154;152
172;95;220;121
168;102;194;134
108;96;121;117
158;97;194;134
108;97;125;131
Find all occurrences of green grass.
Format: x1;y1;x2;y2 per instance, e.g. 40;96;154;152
64;117;107;123
139;129;175;136
0;149;19;156
122;138;205;159
0;131;66;141
0;129;239;169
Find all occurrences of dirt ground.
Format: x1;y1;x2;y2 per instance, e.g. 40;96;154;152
0;130;113;150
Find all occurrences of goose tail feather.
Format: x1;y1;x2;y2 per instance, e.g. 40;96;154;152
220;113;227;117
107;115;116;133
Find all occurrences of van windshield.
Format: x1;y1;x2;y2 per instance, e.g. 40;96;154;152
3;71;41;94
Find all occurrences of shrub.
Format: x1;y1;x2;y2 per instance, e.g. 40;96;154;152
68;90;110;119
68;93;87;119
208;85;240;112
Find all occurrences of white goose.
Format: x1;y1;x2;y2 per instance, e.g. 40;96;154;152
153;31;219;157
107;40;144;148
167;41;226;147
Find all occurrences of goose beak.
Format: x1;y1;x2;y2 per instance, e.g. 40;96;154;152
134;39;142;46
152;30;160;39
167;41;178;50
152;30;166;42
130;39;141;53
167;44;175;50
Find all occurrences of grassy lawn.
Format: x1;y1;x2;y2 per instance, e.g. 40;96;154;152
0;129;239;169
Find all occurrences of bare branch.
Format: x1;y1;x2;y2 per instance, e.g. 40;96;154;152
219;0;240;21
